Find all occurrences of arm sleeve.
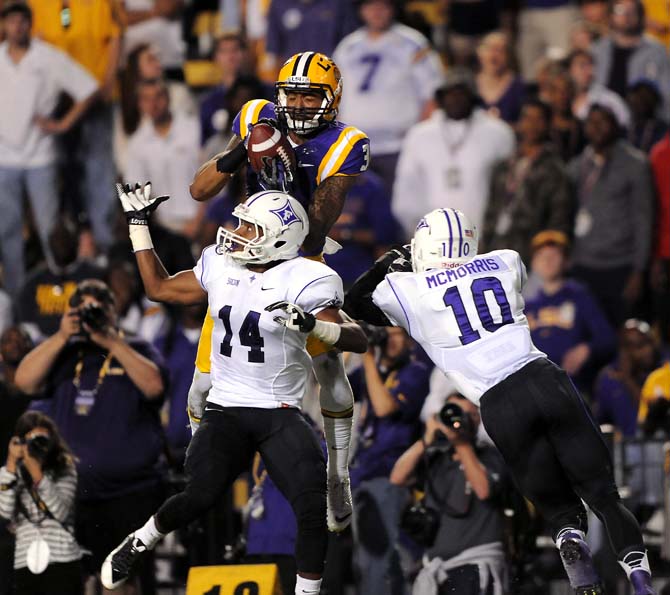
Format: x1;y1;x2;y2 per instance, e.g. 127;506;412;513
292;273;344;315
631;157;654;271
55;51;98;101
372;277;411;331
36;468;77;523
343;264;393;326
192;245;217;292
0;467;17;521
231;100;274;140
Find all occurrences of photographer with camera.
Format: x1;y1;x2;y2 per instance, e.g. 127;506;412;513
391;393;508;595
349;326;431;595
14;279;167;594
0;410;82;594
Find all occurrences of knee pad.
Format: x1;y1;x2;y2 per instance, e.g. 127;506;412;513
312;351;353;416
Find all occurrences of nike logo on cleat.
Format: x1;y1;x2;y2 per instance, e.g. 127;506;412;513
334;513;351;523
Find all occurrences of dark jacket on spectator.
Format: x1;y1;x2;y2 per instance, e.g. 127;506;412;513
482;146;574;263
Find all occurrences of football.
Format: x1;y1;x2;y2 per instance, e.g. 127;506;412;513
247;122;296;176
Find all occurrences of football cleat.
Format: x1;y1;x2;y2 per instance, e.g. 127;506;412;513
327;476;352;532
101;533;148;590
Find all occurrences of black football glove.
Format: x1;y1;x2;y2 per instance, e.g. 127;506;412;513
375;245;413;274
116;182;169;226
265;301;316;333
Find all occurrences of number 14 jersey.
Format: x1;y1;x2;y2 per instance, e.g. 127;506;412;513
194;249;344;409
372;249;545;405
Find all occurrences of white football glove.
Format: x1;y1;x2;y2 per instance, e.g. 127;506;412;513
116;182;169;226
265;301;316;333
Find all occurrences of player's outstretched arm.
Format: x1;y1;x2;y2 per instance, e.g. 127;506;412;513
302;175;356;255
266;302;368;353
118;183;207;306
343;246;412;325
190;135;245;202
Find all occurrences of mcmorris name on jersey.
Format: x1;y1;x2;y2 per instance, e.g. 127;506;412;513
425;257;504;289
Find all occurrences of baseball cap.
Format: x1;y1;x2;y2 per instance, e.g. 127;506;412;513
530;230;570;254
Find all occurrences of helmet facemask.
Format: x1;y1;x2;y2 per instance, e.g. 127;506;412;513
275;81;339;134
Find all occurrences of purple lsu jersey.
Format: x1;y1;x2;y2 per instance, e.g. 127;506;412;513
232;99;370;212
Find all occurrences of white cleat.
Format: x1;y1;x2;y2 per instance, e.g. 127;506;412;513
327;476;353;532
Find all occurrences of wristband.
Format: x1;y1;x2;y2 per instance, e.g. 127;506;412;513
128;224;154;252
310;319;341;345
215;142;247;174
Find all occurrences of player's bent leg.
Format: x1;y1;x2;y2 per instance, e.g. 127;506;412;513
256;409;328;589
102;406;255;590
311;349;354;531
542;365;655;594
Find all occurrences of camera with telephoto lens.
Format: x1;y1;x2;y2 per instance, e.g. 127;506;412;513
439;401;474;438
19;434;52;461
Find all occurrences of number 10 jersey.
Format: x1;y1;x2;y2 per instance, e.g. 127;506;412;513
372;249;545;405
194;248;344;409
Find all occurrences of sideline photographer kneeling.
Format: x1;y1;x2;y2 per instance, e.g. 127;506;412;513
391;394;508;595
0;411;82;594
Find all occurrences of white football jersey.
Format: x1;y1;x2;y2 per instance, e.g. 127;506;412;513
372;250;545;405
334;24;444;155
194;250;344;409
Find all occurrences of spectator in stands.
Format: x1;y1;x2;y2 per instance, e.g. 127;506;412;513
0;3;97;297
125;79;202;239
14;279;167;595
639;359;670;436
591;0;670;113
525;231;616;391
29;0;121;251
476;31;525;124
649;132;670;342
568;104;653;326
593;319;658;436
578;0;610;39
443;0;504;67
121;0;186;77
17;218;105;341
393;68;515;238
349;327;430;595
391;393;508;595
334;0;444;193
0;411;83;594
325;171;401;288
107;259;167;344
264;0;358;73
201;75;267;161
548;70;587;161
154;303;206;463
0;326;33;595
625;79;667;153
482;100;574;263
516;0;580;82
568;48;631;128
18;218;105;342
569;19;599;52
200;33;265;146
120;42;197;138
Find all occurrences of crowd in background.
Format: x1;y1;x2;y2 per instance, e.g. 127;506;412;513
0;0;669;593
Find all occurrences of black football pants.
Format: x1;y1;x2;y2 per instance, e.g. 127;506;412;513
155;405;328;574
480;358;643;557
